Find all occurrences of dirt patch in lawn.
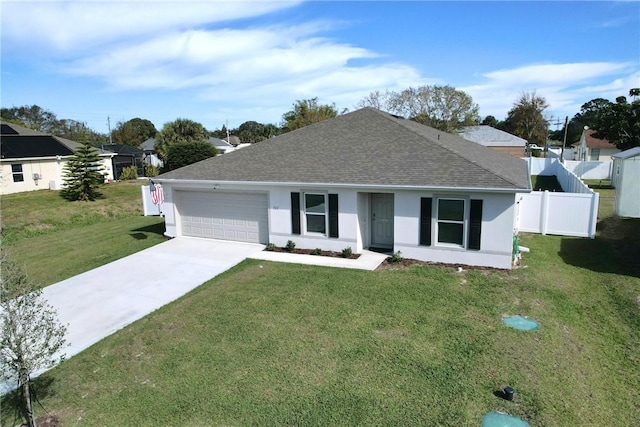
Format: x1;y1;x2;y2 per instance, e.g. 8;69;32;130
376;257;506;272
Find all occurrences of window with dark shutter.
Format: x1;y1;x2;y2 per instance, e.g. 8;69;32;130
468;199;483;250
328;194;338;238
419;197;432;246
291;192;301;235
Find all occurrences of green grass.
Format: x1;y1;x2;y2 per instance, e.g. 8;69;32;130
531;175;563;192
1;181;167;287
3;251;637;426
1;182;638;425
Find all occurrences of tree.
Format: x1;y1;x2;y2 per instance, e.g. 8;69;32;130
155;118;208;161
164;141;217;171
357;85;480;133
210;124;229;140
0;105;57;132
590;90;640;150
551;98;613;145
503;91;549;145
112;118;157;147
281;98;338;132
481;115;499;127
1;254;67;427
0;105;108;147
237;121;266;143
60;139;106;201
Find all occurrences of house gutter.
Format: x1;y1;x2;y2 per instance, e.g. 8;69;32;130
1;153;114;162
153;178;531;194
0;155;74;162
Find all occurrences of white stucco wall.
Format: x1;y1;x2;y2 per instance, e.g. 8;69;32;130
0;159;65;195
267;187;360;253
1;157;114;195
161;181;518;269
393;191;516;269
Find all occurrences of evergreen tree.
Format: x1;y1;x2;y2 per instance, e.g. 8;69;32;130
60;140;105;201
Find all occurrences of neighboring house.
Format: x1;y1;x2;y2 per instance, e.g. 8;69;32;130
1;121;114;195
224;135;241;146
611;146;640;218
207;137;236;154
572;128;620;161
459;125;527;157
101;144;145;179
140;137;164;168
156;108;531;269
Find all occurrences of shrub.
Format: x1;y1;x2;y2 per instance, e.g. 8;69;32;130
265;243;276;251
144;164;159;177
341;247;353;258
285;240;296;251
119;166;138;180
390;251;403;263
165;141;217;171
312;248;322;255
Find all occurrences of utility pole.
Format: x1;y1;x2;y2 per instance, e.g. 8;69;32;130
560;116;568;162
107;116;113;145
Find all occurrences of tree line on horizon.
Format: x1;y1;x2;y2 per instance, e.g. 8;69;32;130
2;86;638;156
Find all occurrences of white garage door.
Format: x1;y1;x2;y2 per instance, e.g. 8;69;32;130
178;191;268;243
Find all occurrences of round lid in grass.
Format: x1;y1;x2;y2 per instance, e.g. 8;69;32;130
482;411;530;427
502;315;539;331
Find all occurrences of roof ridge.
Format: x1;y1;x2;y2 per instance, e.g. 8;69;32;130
373;109;528;188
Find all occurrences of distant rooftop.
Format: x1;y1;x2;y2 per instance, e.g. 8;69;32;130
459;125;527;147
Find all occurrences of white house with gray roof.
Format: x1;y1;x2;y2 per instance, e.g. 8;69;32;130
156;108;531;269
459;125;527;157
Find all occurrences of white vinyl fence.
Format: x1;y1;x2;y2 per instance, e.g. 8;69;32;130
519;158;599;238
564;160;612;180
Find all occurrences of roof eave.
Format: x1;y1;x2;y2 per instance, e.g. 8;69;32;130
154;178;530;194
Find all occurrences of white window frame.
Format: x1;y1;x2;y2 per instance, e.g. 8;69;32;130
303;192;328;236
590;148;600;161
11;163;24;183
435;197;468;248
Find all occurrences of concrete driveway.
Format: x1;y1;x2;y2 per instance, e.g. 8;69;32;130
43;237;264;359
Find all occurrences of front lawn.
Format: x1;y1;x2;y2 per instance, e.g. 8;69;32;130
1;181;167;287
3;235;638;425
1;182;638;425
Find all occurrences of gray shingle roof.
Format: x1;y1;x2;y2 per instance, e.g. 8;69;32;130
459;125;527;147
158;108;531;191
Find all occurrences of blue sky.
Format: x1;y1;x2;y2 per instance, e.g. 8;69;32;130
1;1;639;135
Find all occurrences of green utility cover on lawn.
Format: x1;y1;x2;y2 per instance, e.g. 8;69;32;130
503;315;539;331
482;411;531;427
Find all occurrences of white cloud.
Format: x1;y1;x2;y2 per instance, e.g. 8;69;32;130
1;0;302;54
461;62;639;121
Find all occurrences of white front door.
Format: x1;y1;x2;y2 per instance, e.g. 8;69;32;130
371;193;394;249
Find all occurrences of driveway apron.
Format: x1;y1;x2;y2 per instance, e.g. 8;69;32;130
42;237;264;359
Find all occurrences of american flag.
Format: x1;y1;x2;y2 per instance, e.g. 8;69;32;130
149;180;164;205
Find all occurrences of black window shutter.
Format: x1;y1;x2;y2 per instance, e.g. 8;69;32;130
291;192;301;235
468;199;483;250
419;198;432;246
328;194;339;238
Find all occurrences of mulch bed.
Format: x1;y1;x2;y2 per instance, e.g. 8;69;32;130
264;246;509;272
265;246;360;259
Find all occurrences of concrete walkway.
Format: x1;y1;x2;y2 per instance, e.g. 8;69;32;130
42;237;264;359
251;249;388;270
43;238;387;360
